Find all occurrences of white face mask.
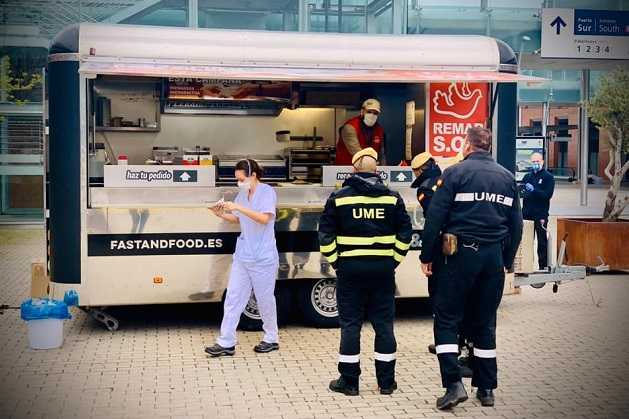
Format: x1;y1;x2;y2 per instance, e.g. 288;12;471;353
363;113;378;127
237;180;251;191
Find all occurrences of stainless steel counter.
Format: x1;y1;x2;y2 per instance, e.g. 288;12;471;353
89;186;419;209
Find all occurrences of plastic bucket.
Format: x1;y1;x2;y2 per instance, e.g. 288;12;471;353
26;318;64;349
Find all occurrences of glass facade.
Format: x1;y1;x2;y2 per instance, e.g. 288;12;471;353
1;0;627;221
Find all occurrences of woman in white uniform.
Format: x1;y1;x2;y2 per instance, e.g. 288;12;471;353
205;159;280;357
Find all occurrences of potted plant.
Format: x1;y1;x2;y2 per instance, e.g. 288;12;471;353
557;69;629;270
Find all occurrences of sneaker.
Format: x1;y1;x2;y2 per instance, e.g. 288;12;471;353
253;341;279;353
329;377;359;396
379;381;398;395
204;343;235;357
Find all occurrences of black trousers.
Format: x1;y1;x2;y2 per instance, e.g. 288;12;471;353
533;218;549;269
428;271;470;352
336;258;396;388
432;241;504;390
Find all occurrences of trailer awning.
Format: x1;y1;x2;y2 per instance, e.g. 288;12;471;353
79;59;546;84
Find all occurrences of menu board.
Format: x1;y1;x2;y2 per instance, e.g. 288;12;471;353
167;78;291;101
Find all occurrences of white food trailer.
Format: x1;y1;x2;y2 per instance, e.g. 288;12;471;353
45;23;544;330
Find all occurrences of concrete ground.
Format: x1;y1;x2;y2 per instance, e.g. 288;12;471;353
1;228;629;419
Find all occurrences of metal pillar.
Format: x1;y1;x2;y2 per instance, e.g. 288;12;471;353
188;0;198;28
298;0;309;32
580;69;590;206
392;0;405;34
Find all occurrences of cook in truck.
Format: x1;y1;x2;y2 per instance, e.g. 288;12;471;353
335;98;386;165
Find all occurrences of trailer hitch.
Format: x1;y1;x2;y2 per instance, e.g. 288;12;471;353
80;307;119;331
514;234;589;292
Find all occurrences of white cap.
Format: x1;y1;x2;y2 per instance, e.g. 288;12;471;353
362;98;381;113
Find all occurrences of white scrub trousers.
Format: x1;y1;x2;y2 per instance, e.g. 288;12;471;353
217;258;279;348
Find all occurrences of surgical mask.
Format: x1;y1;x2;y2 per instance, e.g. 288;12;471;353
363;113;378;127
237;180;251;190
531;163;542;172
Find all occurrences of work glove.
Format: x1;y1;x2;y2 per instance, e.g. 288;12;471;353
525;183;534;192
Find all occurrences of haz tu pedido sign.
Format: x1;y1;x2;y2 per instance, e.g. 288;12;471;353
104;165;215;188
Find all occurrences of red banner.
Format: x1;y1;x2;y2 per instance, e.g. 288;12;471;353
426;82;489;158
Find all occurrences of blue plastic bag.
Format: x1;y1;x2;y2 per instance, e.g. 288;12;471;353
63;290;79;307
21;298;71;321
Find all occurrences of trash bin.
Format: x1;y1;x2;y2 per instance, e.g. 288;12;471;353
21;298;71;349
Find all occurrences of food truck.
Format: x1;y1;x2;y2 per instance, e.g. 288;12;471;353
45;23;543;330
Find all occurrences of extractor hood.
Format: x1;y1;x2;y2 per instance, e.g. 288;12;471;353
163;98;288;116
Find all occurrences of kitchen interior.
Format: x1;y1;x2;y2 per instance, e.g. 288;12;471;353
88;76;426;190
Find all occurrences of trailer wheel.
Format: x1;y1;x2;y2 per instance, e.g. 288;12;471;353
298;278;339;328
239;286;292;331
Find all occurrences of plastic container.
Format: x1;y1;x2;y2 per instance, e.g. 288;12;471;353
21;298;72;350
27;319;64;349
117;155;128;165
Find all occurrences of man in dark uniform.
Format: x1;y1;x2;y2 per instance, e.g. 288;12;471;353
319;147;412;396
411;152;473;378
410;152;442;214
521;152;555;270
420;127;523;410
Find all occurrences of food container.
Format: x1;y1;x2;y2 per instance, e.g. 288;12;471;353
152;146;180;163
89;142;109;180
117;155;128;165
183;147;212;165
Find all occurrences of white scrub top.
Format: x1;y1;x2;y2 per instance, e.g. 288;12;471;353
233;183;278;265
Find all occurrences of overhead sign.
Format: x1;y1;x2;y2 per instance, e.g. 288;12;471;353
426;82;489;159
541;8;629;59
104;165;215;188
322;166;413;187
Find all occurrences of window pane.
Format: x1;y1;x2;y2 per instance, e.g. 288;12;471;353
0;114;43;218
121;0;188;27
407;2;487;35
306;1;371;33
198;0;298;31
0;47;46;104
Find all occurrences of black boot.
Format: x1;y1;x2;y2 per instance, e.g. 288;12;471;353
379;381;397;395
436;381;468;410
329;377;359;396
458;356;473;378
476;389;494;406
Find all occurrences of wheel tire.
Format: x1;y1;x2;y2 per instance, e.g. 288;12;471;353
239;292;262;331
238;285;292;331
530;282;546;289
298;278;339;328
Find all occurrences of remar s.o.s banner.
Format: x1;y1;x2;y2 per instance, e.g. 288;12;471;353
425;82;490;159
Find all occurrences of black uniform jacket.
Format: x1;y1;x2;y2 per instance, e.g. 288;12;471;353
419;152;523;270
410;164;442;214
318;172;413;268
521;169;555;220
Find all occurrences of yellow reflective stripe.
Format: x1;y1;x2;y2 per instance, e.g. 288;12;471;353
339;249;394;258
326;253;338;263
337;235;396;246
335;196;397;207
320;242;337;253
395;240;410;251
393;251;405;262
